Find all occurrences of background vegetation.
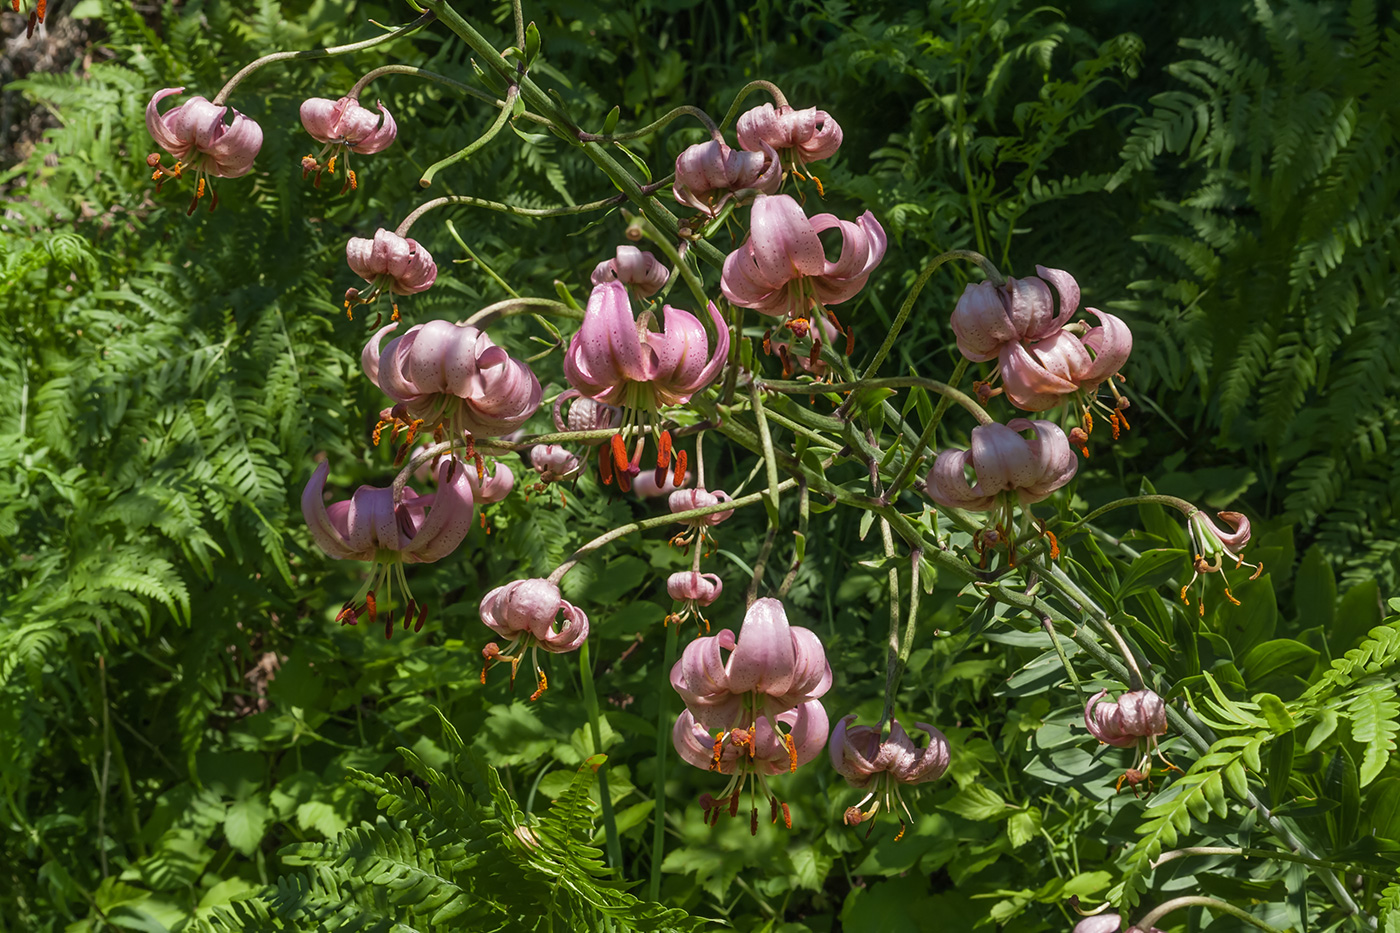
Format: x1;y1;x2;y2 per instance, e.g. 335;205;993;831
2;0;1399;930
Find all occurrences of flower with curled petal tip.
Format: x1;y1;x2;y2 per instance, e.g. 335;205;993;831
674;699;829;833
673;138;782;217
1085;689;1177;795
590;245;670;299
343;228;438;319
363;320;541;450
668;488;735;554
479;579;589;700
666;571;723;633
301;457;473;639
530;445;583;484
736;103;842;177
999;309;1134;414
951;266;1080;362
145;88;264;215
926;419;1075;566
721;194;885;353
1180;508;1262;617
670;597;832;740
563;280;728;492
553;391;622;444
829;715;950;838
300;96;396;191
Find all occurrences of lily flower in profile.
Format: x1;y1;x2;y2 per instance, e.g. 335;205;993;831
479;579;589;700
925;419;1076;564
590;245;670;299
673;138;782;217
363;320;541;459
735;103;842;186
667;487;735;554
829;716;950;839
721;194;885;354
145;88;264;215
344;229;438;320
950;266;1080;362
665;571;723;633
1180;508;1262;616
1085;688;1176;795
299;95;396;191
673;699;829;833
563;280;728;492
301;457;474;639
530;445;584;484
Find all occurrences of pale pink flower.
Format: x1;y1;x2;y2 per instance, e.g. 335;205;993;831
829;715;950;833
344;229;438;317
766;315;839;377
633;469;691;499
145;87;263;213
480;579;589;700
668;487;734;553
530;445;583;483
363;320;541;440
673;138;781;217
736;103;842;168
1085;689;1176;794
673;700;829;831
950;267;1080;362
1180;508;1262;614
926;419;1076;512
670;597;832;733
590;245;669;299
300;95;396;189
1074;916;1125;933
666;571;723;632
721;194;885;345
301;457;474;638
1000;310;1134;411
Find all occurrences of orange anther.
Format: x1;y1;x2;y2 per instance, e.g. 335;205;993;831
657;429;672;470
1083;409;1094;435
365;590;378;624
781;801;792;829
196;177;206;199
1224;587;1241;606
610;433;629;473
673;450;688;488
36;0;44;21
811;174;825;197
710;731;725;771
348;169;358;190
529;673;548;701
1250;560;1264;581
1179;585;1191;605
784;732;798;773
327;155;337;174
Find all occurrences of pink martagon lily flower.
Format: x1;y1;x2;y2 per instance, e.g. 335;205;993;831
1084;689;1167;747
721;194;886;336
670;597;832;732
363;320;542;440
1000;309;1133;411
950;266;1081;362
300;96;397;154
145;87;263;212
735;103;842;167
590;245;670;299
673;138;782;216
467;460;515;504
926;419;1076;512
674;700;829;775
669;488;735;526
666;570;724;632
829;716;950;788
633;469;691;498
531;445;583;483
479;578;590;700
563;280;730;409
344;229;438;317
300;456;474;638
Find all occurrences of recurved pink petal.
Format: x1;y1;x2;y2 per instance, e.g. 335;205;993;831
146;87;191;157
901;722;951;784
299;97;338;142
1075;309;1133;386
968;421;1038;493
1032;265;1080;340
672;710;720;771
302;461;356;560
926;448;995;511
749;194;826;283
402;457;476;562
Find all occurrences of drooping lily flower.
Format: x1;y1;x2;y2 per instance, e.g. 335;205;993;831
363;320;541;453
299;96;397;191
668;487;735;554
1179;508;1262;616
563;280;728;491
479;578;589;700
673;138;782;217
670;597;832;736
950;267;1080;362
530;445;584;484
999;310;1134;415
926;418;1075;564
721;194;885;352
301;457;474;639
735;103;843;179
1074;915;1125;933
666;571;723;633
344;229;438;319
829;716;950;838
1085;689;1176;795
146;88;264;215
673;699;829;832
590;245;669;299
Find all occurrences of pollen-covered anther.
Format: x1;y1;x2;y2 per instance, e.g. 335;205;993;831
365;590;378;624
529;672;548;702
657;430;673;470
1070;426;1090;458
610;433;630;473
844;806;864;826
710;731;725;771
673;450;688;488
784;732;798;772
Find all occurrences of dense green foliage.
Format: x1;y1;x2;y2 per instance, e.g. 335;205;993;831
3;0;1400;931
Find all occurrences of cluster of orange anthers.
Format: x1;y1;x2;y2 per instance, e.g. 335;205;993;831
337;591;428;641
699;791;792;833
1072;395;1133;457
343;288;401;322
599;429;686;493
147;154;220;216
301;153;358;193
479;644;549;701
15;0;46;38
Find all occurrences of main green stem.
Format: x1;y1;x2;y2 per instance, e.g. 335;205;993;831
579;641;623;873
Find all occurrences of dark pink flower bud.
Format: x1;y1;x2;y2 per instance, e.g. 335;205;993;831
590;245;669;299
1000;310;1133;411
951;267;1079;362
669;488;735;526
673;138;782;217
736;103;842;167
479;578;590;699
467;460;515;504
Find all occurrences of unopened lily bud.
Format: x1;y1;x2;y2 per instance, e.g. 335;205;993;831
673;138;781;216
